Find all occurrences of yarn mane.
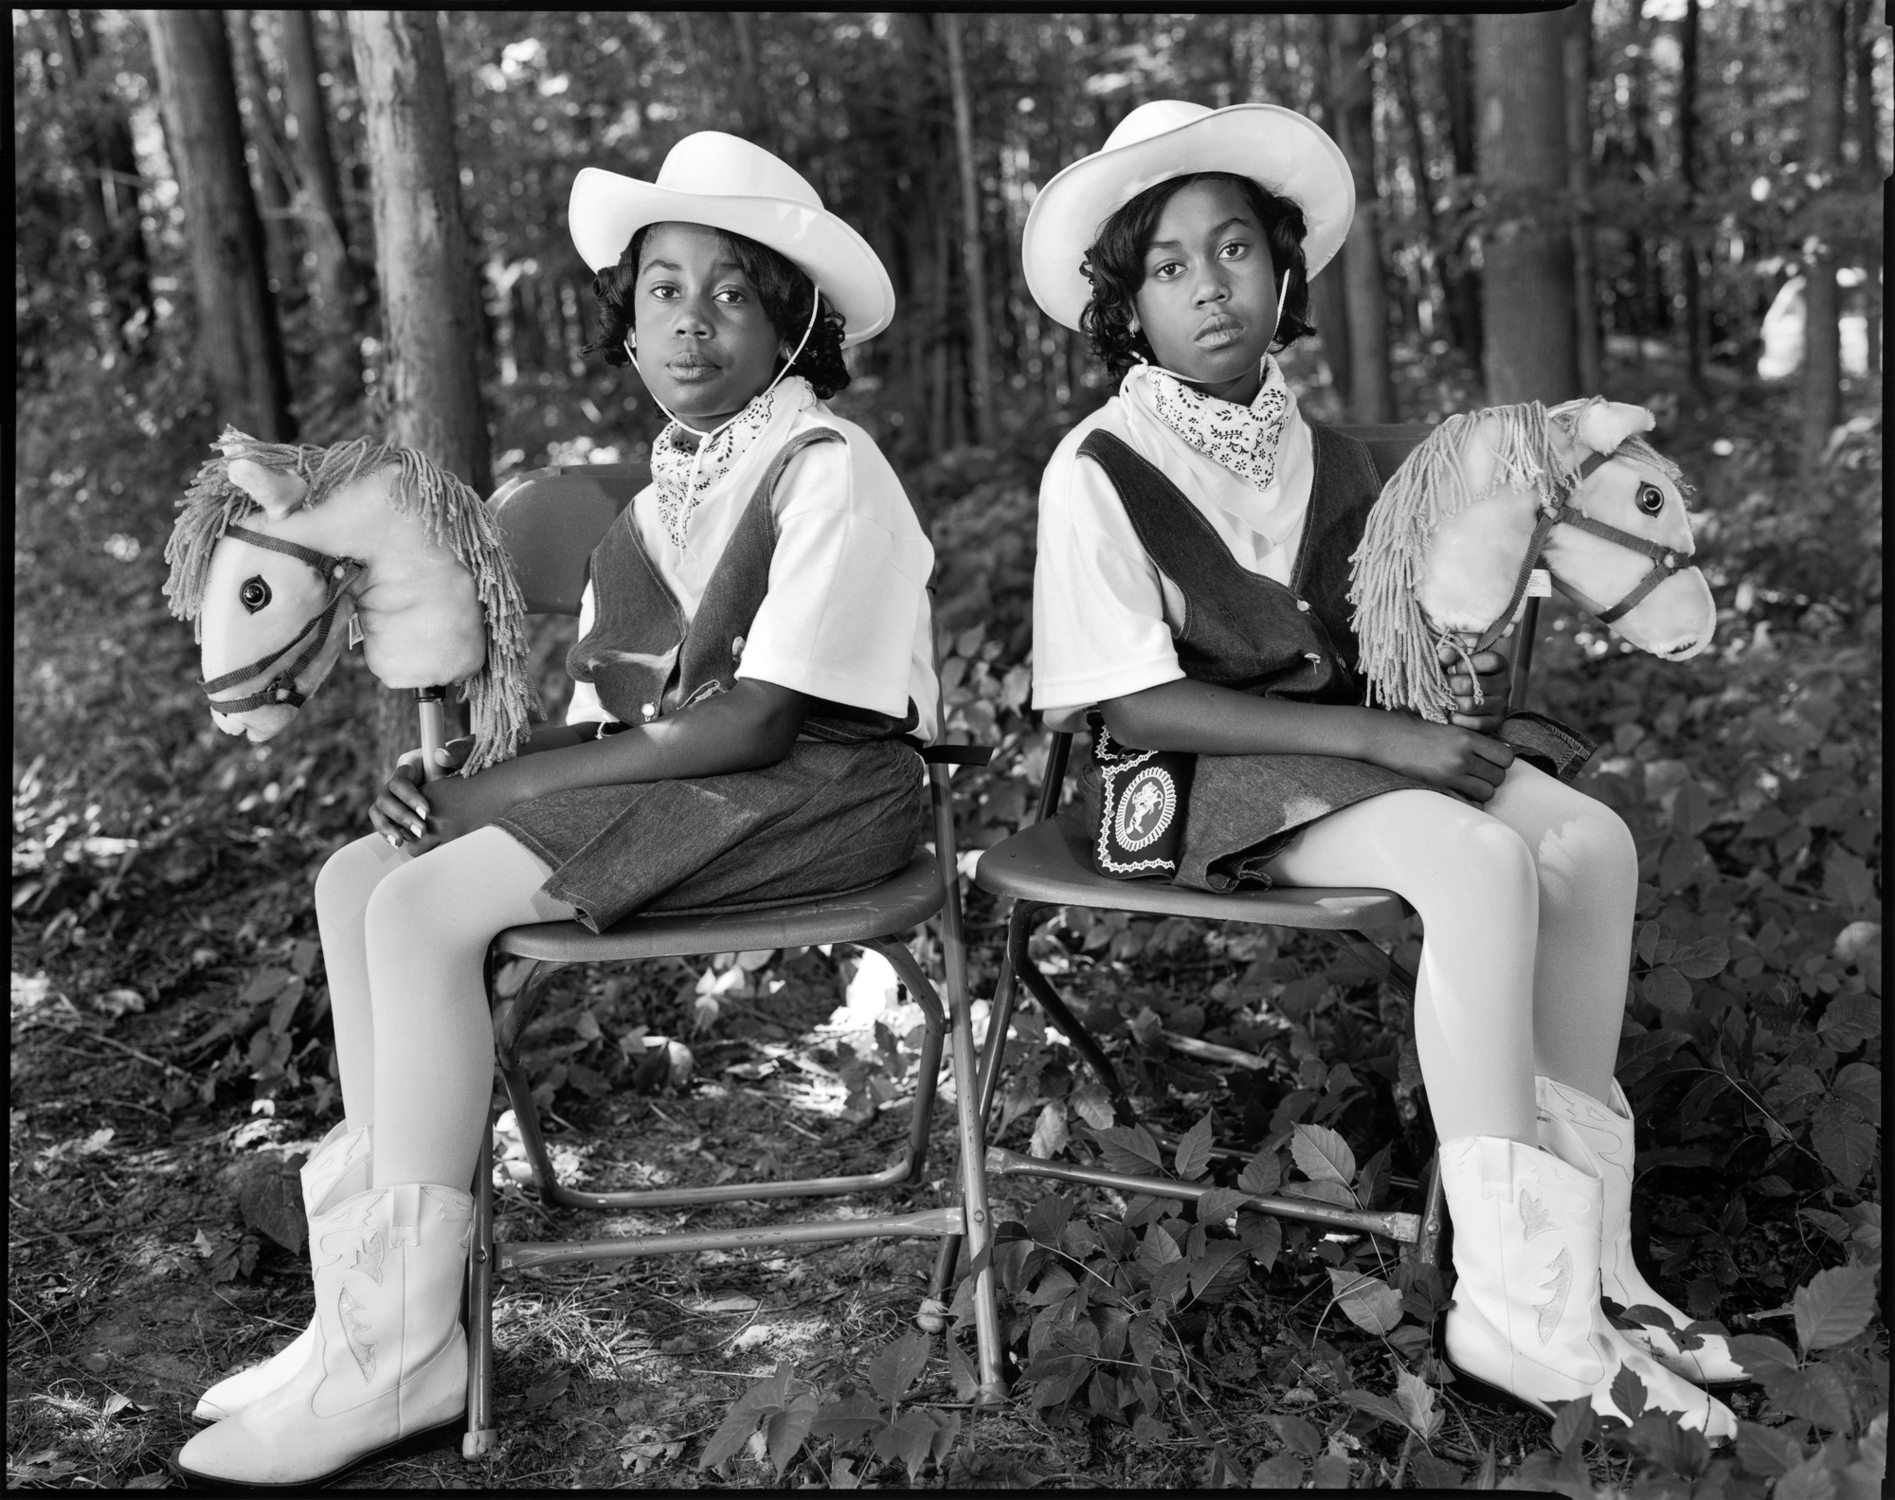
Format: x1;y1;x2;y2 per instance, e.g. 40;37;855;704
163;427;535;774
1347;401;1580;723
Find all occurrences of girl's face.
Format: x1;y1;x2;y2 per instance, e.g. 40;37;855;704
1131;178;1281;405
630;222;785;428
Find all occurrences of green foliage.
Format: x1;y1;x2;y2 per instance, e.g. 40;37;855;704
696;1334;964;1486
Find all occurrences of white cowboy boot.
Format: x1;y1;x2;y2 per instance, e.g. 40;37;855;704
1536;1075;1752;1386
1439;1126;1736;1438
176;1181;471;1486
193;1123;374;1421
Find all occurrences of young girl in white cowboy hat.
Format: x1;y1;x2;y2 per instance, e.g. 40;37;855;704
178;130;938;1487
1021;100;1745;1435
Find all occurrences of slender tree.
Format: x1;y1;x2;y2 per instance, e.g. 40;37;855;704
142;8;294;439
278;9;360;340
57;9;155;351
1327;14;1395;421
346;10;492;494
1475;11;1581;404
943;14;996;446
226;10;297;299
1565;0;1603;394
1800;0;1847;465
1678;0;1705;386
1437;14;1483;363
1849;0;1884;374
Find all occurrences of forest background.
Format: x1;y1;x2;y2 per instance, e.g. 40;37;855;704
10;5;1886;1492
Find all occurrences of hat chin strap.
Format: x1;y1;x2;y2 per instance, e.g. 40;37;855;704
628;292;823;458
1162;274;1291;394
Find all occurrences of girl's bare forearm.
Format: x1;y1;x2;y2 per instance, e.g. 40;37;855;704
1100;677;1387;760
467;682;810;803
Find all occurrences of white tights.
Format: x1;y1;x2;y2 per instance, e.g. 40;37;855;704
1261;758;1637;1144
310;760;1631;1183
314;828;573;1189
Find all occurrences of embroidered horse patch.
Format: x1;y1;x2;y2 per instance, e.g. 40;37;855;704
1115;767;1178;851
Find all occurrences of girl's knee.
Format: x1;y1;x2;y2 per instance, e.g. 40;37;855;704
315;835;404;924
362;854;464;951
1557;799;1638;887
1460;817;1538;891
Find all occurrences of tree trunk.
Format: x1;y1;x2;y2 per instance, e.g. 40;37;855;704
226;10;297;301
346;11;492;495
279;8;360;340
1438;15;1483;363
942;14;995;446
58;9;155;350
728;14;772;153
142;8;294;439
1678;0;1704;386
1390;26;1444;347
1851;0;1883;374
1564;0;1603;394
1801;0;1846;466
1327;14;1394;421
1475;12;1580;405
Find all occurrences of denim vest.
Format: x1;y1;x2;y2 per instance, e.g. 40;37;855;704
1076;421;1383;706
568;427;919;743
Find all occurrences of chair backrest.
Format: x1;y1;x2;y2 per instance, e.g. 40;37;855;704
487;462;650;616
1337;422;1434;486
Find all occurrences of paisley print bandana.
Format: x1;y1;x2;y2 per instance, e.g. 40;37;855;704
648;384;779;550
1123;356;1293;492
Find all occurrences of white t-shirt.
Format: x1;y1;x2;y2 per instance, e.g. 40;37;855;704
567;393;939;741
1031;378;1315;717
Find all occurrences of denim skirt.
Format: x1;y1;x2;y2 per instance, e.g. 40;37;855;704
1080;750;1422;894
496;738;925;933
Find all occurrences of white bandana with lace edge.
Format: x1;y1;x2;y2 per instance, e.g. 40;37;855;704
1119;354;1294;493
632;293;822;551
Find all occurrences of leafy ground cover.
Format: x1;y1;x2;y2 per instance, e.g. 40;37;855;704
9;341;1882;1490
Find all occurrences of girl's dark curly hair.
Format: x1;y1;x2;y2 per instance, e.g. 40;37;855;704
1078;172;1316;384
583;224;851;399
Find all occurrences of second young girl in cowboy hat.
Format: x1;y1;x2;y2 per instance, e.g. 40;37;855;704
178;131;936;1486
1022;100;1744;1435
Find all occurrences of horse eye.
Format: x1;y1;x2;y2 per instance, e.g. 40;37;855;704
239;576;272;613
1636;483;1665;516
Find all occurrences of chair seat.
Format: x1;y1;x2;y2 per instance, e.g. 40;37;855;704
493;852;945;963
972;817;1411;930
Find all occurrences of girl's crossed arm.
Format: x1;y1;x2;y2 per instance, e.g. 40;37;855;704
370;679;810;849
1102;676;1513;804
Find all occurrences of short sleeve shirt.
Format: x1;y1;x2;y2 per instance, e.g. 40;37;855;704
1031;391;1314;718
567;395;938;740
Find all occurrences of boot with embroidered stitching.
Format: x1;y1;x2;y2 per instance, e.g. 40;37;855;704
192;1123;374;1422
1439;1125;1737;1438
1536;1075;1753;1386
176;1181;470;1487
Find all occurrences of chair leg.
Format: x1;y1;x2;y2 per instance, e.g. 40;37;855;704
922;907;1030;1316
944;898;1006;1403
1006;908;1137;1125
463;1107;498;1458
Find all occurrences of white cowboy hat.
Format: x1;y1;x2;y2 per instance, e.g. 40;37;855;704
569;131;894;347
1023;100;1355;333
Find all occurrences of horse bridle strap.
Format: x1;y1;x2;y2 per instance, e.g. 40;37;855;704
200;524;366;714
1466;447;1690;656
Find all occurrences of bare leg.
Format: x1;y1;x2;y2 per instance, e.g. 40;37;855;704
360;826;574;1189
1261;786;1540;1143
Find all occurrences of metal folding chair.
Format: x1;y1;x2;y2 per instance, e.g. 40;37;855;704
923;423;1552;1313
462;462;1006;1457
